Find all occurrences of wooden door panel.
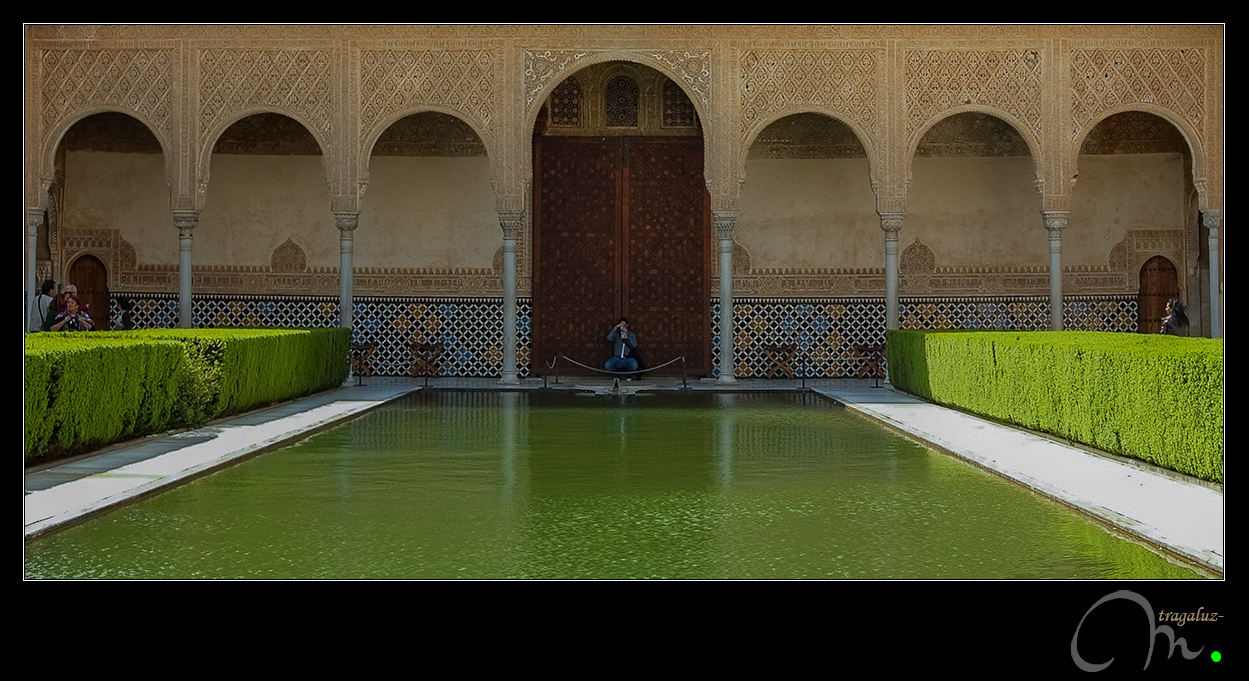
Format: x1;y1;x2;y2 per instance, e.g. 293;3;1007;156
533;138;621;368
623;139;708;372
534;136;709;375
1138;255;1178;334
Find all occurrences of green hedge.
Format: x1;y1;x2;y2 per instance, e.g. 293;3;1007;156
24;328;351;463
887;330;1224;483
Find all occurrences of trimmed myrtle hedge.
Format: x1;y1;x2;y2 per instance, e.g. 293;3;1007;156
887;330;1224;483
24;328;351;463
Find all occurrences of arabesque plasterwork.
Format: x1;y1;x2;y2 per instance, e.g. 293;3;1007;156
41;49;173;147
26;25;1222;320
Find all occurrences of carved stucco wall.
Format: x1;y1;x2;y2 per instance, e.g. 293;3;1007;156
25;25;1223;302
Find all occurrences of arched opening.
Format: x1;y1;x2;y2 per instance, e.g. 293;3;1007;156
1138;255;1180;334
53;112;166;325
1072;111;1197;334
531;62;709;375
67;254;109;330
906;112;1041;329
737;112;876;377
198;112;331;327
357;111;500;376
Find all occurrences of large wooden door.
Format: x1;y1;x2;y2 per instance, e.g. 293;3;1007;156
533;137;709;375
1138;255;1179;333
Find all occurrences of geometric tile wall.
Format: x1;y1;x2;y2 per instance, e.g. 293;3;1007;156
714;298;888;379
109;293;532;378
112;292;1136;380
714;295;1138;378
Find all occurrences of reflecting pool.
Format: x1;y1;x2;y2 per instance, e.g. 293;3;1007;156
24;391;1202;579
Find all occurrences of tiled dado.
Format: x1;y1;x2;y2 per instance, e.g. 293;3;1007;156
111;293;1136;379
713;295;1138;378
109;293;532;378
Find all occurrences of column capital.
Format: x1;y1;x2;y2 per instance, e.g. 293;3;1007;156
26;207;44;232
173;209;200;234
1201;208;1221;231
713;210;738;240
498;211;524;240
879;212;904;234
334;211;360;233
1042;211;1069;233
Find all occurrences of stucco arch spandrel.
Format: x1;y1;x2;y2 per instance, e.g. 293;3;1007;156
904;105;1045;193
1108;235;1184;281
1072;104;1210;210
521;49;714;186
196;107;333;212
738;107;882;194
357;105;498;206
41;107;176;208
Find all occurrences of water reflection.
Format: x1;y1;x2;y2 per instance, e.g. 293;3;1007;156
24;390;1203;579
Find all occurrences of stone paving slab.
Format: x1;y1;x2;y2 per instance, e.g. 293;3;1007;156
814;386;1224;574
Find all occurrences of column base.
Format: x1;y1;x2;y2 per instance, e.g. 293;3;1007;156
497;372;521;385
716;373;738;385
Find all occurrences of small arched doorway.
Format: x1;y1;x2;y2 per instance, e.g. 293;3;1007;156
68;254;109;330
1138;255;1179;334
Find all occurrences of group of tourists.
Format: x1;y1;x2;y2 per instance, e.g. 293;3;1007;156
28;280;94;333
28;279;95;332
27;280;140;333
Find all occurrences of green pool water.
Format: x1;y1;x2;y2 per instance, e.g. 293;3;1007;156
24;390;1202;579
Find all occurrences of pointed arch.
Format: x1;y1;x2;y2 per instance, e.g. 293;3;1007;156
358;105;496;204
41;108;173;207
523;52;711;193
197;107;330;201
905;105;1042;189
1073;104;1208;209
739;107;880;191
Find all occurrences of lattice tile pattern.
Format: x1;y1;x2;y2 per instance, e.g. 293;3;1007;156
713;298;887;378
110;293;532;378
713;295;1138;378
111;293;1134;380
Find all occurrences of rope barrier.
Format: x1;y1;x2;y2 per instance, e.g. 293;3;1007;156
558;354;684;376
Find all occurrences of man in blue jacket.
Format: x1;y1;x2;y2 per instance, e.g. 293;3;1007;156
606;317;639;376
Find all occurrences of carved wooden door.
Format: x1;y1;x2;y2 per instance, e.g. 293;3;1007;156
533;137;709;375
1138;255;1179;334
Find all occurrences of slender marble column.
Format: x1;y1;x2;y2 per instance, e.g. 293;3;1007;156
1202;209;1221;338
880;213;903;331
173;210;199;328
26;208;42;333
335;212;359;331
714;211;738;384
1043;211;1068;331
498;211;523;385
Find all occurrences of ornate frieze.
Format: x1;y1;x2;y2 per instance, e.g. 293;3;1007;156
525;49;710;112
906;49;1043;138
199;49;333;146
360;49;495;140
1071;48;1205;143
41;49;173;141
740;49;878;145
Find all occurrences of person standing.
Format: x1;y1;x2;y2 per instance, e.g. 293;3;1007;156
28;280;56;333
1160;299;1189;335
